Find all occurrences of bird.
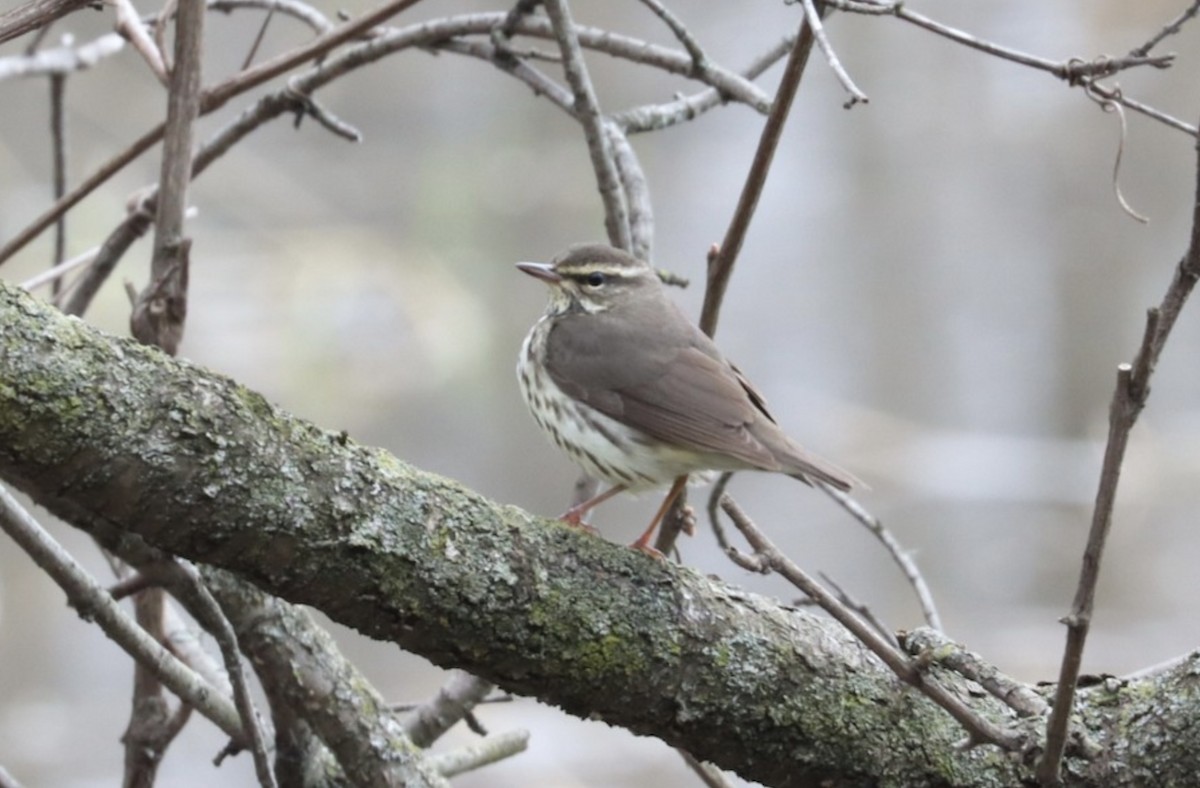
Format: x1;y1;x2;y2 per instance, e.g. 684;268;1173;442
516;242;858;553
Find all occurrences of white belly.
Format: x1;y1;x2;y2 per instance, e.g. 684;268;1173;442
518;322;710;491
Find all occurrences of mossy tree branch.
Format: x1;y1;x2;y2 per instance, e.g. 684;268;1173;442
2;278;1199;786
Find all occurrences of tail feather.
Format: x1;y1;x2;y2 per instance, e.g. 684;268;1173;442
779;442;863;493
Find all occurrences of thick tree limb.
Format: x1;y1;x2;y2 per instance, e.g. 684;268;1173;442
3;279;1200;786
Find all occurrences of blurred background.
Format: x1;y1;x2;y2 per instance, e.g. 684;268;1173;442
3;0;1200;785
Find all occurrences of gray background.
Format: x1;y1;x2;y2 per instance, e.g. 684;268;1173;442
2;1;1199;785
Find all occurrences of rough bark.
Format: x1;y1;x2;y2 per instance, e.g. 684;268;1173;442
3;278;1200;786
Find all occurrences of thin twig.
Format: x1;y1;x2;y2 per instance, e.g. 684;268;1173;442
1130;0;1200;58
0;32;124;80
828;0;1195;137
613;33;793;134
0;0;97;47
705;471;735;551
0;123;162;268
904;628;1049;718
442;35;652;257
799;0;867;108
0;485;246;741
1084;77;1197;138
19;245;96;290
635;0;705;69
650;16;821;560
209;0;333;34
111;0;169;84
605;122;653;259
718;494;1024;751
1037;114;1200;785
818;483;942;631
240;1;276;69
425;730;530;778
402;670;496;748
698;15;817;336
542;0;630;250
142;560;277;788
0;9;769;268
48;71;67;297
677;749;734;788
814;571;894;642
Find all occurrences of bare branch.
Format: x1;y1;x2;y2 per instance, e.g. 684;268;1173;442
131;0;204;354
904;628;1049;718
402;670;496;748
48;72;67;297
718;494;1025;751
20;245;97;291
799;0;867;107
635;0;706;69
1130;0;1200;57
208;0;333;34
829;0;1195;137
0;9;772;269
0;485;246;741
698;16;817;337
613;33;793;134
140;561;277;787
543;0;630;250
0;32;124;79
1084;78;1197;137
426;730;530;778
818;483;942;631
0;0;97;46
111;0;169;84
1037;114;1200;786
678;749;735;788
195;567;450;787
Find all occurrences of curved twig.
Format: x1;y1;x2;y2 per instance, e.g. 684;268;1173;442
818;483;943;631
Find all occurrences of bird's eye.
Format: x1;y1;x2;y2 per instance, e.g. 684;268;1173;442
585;272;606;287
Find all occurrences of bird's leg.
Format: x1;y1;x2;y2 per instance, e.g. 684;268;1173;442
630;476;688;557
559;484;626;532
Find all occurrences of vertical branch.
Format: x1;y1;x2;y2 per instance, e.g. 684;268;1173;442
122;589;180;788
48;72;66;297
604;122;653;260
542;0;632;251
131;0;204;354
118;2;212;785
1037;124;1200;785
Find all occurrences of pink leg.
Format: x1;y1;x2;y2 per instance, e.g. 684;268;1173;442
629;476;688;558
559;485;626;532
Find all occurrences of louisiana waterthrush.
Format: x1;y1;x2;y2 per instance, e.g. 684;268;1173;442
517;243;858;553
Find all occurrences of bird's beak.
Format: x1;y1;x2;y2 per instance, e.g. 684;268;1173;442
516;262;562;284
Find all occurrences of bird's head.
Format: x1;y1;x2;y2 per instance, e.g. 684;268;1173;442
517;243;660;316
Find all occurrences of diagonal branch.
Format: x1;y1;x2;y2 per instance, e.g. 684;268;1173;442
0;277;1041;786
1037;115;1200;785
698;15;817;337
0;485;246;742
0;0;97;45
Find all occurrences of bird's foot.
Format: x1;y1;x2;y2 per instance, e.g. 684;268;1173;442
629;542;665;560
628;534;665;560
558;508;599;535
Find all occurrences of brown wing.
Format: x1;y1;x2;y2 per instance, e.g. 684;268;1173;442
544;300;783;471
